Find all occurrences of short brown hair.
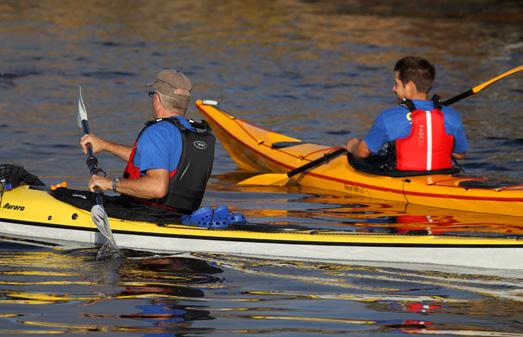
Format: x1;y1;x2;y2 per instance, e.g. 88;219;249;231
158;92;190;114
394;56;435;93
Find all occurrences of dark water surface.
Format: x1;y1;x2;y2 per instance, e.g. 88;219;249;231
1;0;522;336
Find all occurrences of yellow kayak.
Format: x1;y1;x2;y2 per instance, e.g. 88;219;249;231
0;185;522;270
196;99;523;217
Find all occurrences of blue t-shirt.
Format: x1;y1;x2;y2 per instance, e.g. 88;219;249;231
132;116;194;175
364;100;468;154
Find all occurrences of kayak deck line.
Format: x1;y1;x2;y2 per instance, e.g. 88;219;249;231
3;216;522;247
196;100;523;216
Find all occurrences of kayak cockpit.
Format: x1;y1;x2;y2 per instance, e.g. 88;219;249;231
348;155;523;190
347;153;461;177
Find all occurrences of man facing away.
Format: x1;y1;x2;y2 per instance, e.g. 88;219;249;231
80;69;215;214
345;56;468;172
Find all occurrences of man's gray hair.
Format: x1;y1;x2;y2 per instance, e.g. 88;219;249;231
157;92;190;114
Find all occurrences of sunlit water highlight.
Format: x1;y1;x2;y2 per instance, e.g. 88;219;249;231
0;0;522;336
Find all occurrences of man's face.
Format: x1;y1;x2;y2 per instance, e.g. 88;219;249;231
392;71;408;100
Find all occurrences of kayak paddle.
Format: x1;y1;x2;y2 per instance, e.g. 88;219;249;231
238;65;523;187
238;147;347;186
442;65;522;106
77;88;119;256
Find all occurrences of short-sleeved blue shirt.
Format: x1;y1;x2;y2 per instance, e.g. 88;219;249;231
132;116;194;175
363;100;468;155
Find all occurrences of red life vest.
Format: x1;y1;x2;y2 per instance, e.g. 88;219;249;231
395;100;454;171
124;144;150;179
123;117;215;213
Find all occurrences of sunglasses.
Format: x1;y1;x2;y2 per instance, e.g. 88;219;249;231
148;91;156;97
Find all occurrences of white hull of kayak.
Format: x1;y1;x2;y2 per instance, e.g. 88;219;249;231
1;219;521;271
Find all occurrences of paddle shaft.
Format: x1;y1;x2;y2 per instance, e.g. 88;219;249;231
286;147;347;178
441;90;472;106
80;119;104;205
442;65;522;106
80;120;100;175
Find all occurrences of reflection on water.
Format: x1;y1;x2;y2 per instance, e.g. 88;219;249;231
0;246;219;335
0;0;522;183
0;0;522;335
207;178;523;237
0;243;522;336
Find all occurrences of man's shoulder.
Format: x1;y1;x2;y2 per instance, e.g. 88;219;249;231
441;106;463;127
139;120;183;143
144;119;184;133
376;105;409;122
441;105;460;115
155;116;195;131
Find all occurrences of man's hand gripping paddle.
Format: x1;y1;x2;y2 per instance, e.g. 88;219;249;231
238;65;523;187
77;87;120;258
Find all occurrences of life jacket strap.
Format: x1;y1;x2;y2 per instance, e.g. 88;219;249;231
431;94;443;110
400;98;416;112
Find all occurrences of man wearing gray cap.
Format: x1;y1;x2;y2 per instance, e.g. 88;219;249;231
80;69;215;214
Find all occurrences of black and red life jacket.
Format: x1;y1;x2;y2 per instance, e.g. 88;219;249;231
123;117;215;214
395;99;454;171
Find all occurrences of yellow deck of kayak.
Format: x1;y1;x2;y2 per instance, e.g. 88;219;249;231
0;185;519;247
196;100;523;217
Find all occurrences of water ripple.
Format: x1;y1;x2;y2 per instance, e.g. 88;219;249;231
1;0;522;335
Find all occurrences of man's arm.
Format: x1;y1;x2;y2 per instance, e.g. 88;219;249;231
346;110;389;159
89;168;169;199
446;107;468;162
345;138;371;159
80;134;132;162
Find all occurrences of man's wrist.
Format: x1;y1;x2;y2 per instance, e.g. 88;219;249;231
112;177;121;192
349;138;361;153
